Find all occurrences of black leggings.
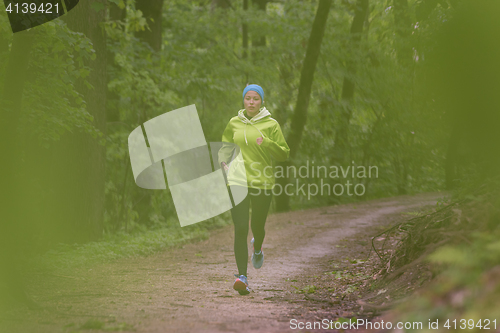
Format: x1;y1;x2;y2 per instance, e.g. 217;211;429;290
230;186;273;277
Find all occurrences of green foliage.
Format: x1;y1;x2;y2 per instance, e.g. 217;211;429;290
428;230;500;285
7;1;496;323
23;20;101;146
0;18;100;147
385;181;500;331
3;0;454;245
395;229;500;330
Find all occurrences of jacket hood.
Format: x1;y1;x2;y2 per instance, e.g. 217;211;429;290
238;106;271;124
237;106;271;145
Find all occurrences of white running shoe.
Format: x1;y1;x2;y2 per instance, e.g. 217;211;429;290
251;238;264;269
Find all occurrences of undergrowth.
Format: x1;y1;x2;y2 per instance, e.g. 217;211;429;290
369;176;500;332
26;212;232;273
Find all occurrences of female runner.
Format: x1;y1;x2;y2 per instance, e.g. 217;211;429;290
219;84;290;295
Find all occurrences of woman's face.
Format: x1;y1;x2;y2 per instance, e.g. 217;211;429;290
244;90;262;117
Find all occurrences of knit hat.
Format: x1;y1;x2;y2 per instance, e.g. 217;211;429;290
242;84;264;103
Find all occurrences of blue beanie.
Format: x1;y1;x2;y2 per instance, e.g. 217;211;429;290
242;84;264;102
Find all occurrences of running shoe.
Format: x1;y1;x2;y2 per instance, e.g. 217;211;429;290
251;238;264;269
233;274;250;295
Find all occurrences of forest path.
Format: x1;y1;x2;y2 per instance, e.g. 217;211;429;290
2;192;444;333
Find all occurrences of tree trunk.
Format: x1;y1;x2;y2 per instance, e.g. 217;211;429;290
251;0;267;47
330;0;369;166
0;30;38;308
46;0;108;243
106;0;127;122
275;0;332;212
135;0;165;52
250;0;267;61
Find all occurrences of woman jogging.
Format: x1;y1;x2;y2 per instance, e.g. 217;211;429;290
218;84;290;295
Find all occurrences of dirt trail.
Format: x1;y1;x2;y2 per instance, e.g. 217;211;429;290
1;192;444;333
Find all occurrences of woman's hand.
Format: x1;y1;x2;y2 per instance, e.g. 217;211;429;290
256;137;263;145
222;162;229;171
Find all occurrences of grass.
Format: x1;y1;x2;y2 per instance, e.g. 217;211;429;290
28;213;232;273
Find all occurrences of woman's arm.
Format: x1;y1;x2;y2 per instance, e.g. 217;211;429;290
260;122;290;162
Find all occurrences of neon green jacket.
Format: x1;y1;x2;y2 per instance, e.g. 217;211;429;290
218;107;290;190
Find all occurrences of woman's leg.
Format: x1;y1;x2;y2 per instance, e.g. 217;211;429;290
230;186;251;277
250;188;273;253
